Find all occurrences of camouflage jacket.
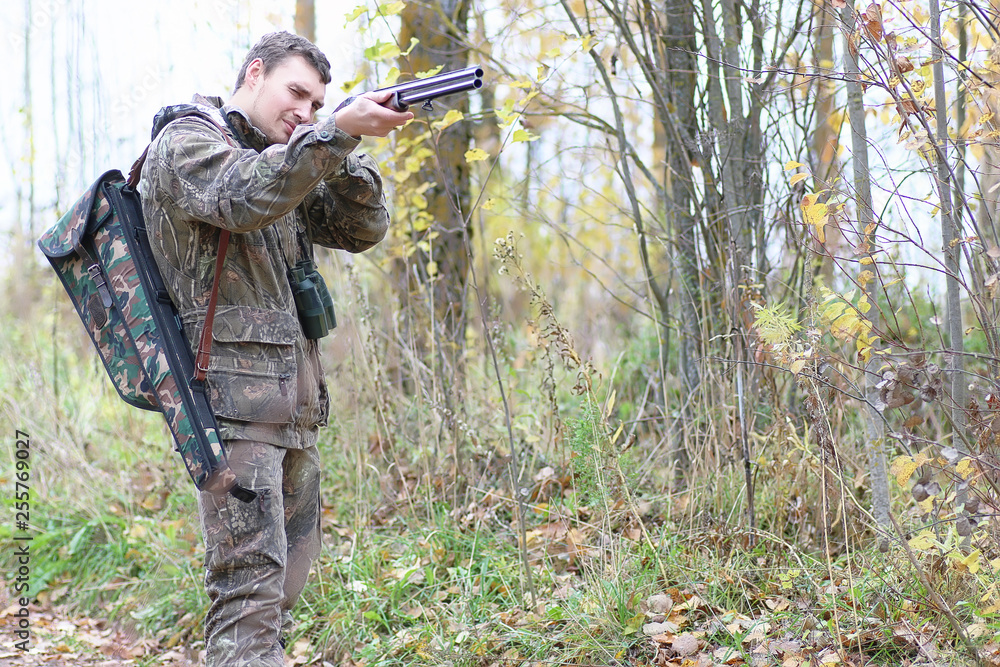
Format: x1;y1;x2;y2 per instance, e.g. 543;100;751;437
139;94;388;448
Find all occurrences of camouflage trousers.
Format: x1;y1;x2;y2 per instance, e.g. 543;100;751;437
197;440;322;667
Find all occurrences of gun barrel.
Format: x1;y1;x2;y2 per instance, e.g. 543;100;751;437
381;66;484;111
336;65;484;114
397;75;483;107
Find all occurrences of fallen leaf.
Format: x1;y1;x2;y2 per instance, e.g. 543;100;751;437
644;621;680;636
672;633;700;656
713;645;742;664
647;593;673;615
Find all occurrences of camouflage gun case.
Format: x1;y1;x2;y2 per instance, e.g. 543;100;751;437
38;169;255;503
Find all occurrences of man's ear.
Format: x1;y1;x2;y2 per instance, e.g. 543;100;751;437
245;58;265;89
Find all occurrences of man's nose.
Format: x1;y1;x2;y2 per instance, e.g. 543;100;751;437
294;103;311;124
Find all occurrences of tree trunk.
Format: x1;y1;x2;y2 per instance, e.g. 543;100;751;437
395;0;472;379
294;0;316;42
661;0;701;401
930;0;966;436
812;0;846;284
653;0;699;473
842;2;890;529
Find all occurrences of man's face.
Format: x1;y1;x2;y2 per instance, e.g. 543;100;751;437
243;55;326;145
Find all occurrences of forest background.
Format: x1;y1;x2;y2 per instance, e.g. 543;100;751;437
3;0;1000;665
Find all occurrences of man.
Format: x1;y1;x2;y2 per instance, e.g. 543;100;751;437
139;32;413;666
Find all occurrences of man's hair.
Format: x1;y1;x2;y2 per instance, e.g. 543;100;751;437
234;31;332;91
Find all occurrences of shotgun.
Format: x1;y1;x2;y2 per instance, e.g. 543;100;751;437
337;65;484;113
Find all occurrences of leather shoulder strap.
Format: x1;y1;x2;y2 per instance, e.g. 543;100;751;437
189;115;239;383
127;110;241;382
194;228;230;382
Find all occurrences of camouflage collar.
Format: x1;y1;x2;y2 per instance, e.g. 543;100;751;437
220;103;271;152
151;95;230;142
180;94;270;152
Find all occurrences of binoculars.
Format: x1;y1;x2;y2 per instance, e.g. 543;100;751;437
289;258;336;340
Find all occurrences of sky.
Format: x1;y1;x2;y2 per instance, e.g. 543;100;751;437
1;0;371;259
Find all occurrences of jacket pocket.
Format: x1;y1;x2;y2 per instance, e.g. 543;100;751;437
202;306;300;424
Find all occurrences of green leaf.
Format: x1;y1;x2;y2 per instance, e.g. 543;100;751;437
623;612;645;635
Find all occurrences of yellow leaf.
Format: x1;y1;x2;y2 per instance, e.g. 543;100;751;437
803;202;829;243
344;5;367;22
858;270;875;286
831;311;859;338
513;128;540;143
382;67;401;86
784;160;805;171
376;0;406;16
481;198;497;211
860;256;876;265
426;261;438;277
790;358;807;375
890;455;919;487
434;109;465;131
789;172;809;186
464;148;489;162
340;72;366;93
821;301;847;323
509;79;534;89
909;531;935;551
857;294;871;314
961;550;981;574
956;458;974;479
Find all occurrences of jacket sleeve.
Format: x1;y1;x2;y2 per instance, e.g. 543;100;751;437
301;152;390;253
147;116;362;233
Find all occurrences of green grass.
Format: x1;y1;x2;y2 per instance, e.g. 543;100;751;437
1;273;997;667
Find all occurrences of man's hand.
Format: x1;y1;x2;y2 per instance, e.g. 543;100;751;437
334;91;414;138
